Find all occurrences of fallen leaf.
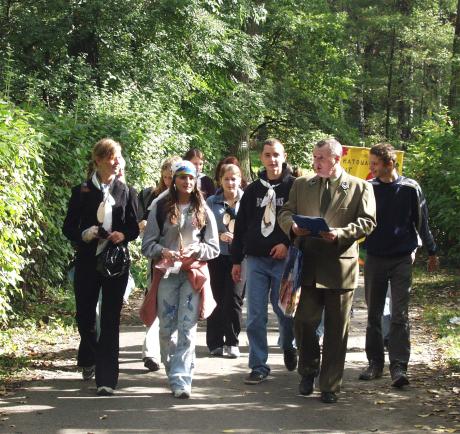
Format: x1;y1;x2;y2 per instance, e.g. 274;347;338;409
374;400;385;405
418;414;433;418
99;415;108;420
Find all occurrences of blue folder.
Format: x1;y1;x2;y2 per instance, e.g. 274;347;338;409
292;215;330;237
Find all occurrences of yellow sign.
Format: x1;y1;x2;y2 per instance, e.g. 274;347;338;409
341;146;404;180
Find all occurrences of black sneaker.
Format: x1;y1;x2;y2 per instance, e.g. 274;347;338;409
244;371;268;385
320;391;338;403
391;366;409;388
359;362;383;381
299;374;315;396
82;365;95;381
96;386;114;396
143;357;160;372
283;349;298;371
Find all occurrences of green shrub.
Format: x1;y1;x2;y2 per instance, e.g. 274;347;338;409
1;87;208;325
406;115;460;264
0;100;46;323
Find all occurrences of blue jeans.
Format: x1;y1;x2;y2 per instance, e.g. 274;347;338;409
246;255;295;375
157;271;200;393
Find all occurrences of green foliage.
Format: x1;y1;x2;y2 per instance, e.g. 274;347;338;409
406;115;460;262
412;267;460;370
1;0;460;327
0;100;46;323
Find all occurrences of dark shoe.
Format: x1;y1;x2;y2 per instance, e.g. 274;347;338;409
96;386;114;396
244;371;268;385
391;366;409;388
143;357;160;372
359;362;383;381
283;349;298;371
173;389;190;399
298;375;315;396
321;391;338;403
210;347;224;357
81;365;95;381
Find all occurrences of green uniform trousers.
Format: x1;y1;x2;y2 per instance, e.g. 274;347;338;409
295;285;354;393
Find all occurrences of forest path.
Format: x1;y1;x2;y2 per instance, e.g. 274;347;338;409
0;282;459;433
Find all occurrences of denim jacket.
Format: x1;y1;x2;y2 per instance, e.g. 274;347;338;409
206;189;244;256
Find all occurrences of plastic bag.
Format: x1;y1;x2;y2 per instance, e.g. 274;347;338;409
278;245;303;318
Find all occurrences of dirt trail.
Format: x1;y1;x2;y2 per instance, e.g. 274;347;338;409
0;284;458;433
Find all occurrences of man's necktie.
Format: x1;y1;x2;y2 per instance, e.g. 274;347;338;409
320;178;331;217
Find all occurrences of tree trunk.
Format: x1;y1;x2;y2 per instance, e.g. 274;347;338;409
230;129;252;182
448;0;460;128
385;27;397;139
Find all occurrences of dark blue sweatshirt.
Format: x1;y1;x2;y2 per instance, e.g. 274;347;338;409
231;165;294;264
364;176;436;257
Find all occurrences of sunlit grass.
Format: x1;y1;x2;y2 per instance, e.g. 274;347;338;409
0;287;77;384
412;265;460;370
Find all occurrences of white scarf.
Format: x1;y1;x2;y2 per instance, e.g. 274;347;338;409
92;172;116;255
259;178;280;237
197;173;205;193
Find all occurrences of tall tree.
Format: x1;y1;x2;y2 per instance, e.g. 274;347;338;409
449;0;460;127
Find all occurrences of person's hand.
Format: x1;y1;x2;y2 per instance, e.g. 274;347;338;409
232;264;242;283
220;232;234;243
427;255;439;273
161;248;180;260
291;222;310;237
138;220;147;233
108;231;125;244
180;244;200;259
270;243;288;260
319;229;338;242
82;226;99;243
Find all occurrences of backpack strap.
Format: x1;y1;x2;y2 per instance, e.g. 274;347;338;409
155;197;168;234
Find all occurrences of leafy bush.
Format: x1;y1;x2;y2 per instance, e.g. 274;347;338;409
406;116;460;264
0;100;46;324
0;87;204;325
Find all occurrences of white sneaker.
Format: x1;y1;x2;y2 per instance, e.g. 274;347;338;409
173;389;190;399
96;386;114;396
226;346;240;359
210;347;224;357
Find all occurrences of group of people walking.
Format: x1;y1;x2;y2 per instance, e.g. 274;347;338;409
63;136;438;402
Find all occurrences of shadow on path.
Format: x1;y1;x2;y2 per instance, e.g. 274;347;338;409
0;288;458;433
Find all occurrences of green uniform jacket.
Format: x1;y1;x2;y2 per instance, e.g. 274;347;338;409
278;170;376;290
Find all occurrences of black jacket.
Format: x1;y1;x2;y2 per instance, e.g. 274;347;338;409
364;175;436;257
63;178;140;260
231;165;294;264
138;187;158;221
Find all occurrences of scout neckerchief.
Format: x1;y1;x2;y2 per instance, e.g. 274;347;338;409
92;171;116;255
259;178;280;237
